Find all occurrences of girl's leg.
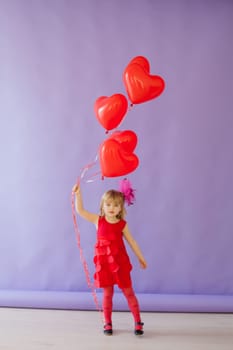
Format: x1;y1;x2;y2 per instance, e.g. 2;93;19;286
102;286;114;325
121;286;144;335
121;286;141;323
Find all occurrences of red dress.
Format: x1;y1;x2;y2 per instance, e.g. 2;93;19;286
93;216;132;288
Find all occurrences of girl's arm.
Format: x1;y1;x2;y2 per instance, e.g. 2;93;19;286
122;224;147;269
72;184;99;225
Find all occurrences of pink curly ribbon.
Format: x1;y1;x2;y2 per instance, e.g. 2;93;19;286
71;159;104;323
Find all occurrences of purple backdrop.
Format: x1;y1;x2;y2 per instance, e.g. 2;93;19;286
0;0;233;312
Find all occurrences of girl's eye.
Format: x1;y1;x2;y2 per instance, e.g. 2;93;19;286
105;202;112;207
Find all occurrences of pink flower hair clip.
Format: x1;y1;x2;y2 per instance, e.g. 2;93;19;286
119;178;136;206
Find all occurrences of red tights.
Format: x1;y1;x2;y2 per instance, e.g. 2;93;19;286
103;286;141;324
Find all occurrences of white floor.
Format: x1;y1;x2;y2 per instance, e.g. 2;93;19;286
0;308;233;350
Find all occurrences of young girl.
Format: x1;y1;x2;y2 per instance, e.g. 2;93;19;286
72;184;147;336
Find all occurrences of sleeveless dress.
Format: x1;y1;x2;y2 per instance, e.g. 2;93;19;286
93;216;133;288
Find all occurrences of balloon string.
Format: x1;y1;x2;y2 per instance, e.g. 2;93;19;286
85;171;102;183
71;159;104;324
79;154;99;180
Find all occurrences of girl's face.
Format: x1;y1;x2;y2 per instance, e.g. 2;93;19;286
102;199;122;219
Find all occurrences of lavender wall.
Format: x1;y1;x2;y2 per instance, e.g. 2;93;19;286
0;0;233;312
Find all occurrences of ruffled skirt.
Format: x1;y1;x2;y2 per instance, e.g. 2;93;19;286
93;239;132;288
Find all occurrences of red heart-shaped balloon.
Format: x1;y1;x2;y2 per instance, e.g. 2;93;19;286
94;94;128;131
123;61;165;104
99;137;139;178
109;130;138;153
128;55;150;73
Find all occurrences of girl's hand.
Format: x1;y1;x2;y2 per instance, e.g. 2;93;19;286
72;184;80;194
139;258;147;269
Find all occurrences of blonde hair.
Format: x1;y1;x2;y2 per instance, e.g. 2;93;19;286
100;190;126;219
